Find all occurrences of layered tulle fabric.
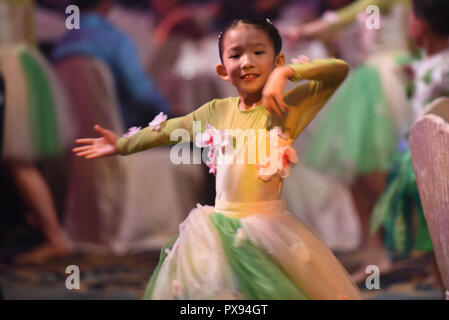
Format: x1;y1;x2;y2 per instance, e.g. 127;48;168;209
144;205;239;300
303;53;412;182
145;201;361;300
304;64;397;181
282;163;361;252
1;44;74;161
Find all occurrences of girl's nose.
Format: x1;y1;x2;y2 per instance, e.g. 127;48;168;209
241;55;254;69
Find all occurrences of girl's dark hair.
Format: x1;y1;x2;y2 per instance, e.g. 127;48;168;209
218;18;282;64
413;0;449;37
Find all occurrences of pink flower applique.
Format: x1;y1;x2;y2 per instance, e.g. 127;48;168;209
123;126;142;138
257;127;298;181
195;124;230;175
148;112;168;131
291;55;309;64
279;145;298;178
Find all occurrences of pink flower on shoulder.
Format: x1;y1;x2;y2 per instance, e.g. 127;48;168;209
291;55;309;64
148;112;168;131
122;126;142;138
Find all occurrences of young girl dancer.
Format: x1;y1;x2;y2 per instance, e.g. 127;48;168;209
74;18;361;300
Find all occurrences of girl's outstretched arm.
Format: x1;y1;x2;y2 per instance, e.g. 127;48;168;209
74;100;215;158
75;100;215;157
73;125;119;159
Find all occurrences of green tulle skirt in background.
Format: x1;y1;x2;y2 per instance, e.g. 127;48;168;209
304;64;398;181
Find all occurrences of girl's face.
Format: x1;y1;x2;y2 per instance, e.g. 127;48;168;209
217;23;283;97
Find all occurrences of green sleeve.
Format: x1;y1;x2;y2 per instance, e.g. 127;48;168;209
116;99;216;155
288;58;349;86
281;59;349;140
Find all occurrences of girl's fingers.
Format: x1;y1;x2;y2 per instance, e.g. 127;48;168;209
274;95;289;112
273;96;283;114
86;152;104;159
76;150;97;157
94;125;107;135
264;95;274;113
267;92;288;115
75;138;95;145
264;92;286;117
72;146;91;153
268;96;282;117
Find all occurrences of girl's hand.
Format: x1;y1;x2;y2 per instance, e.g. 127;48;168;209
72;125;119;159
262;66;292;117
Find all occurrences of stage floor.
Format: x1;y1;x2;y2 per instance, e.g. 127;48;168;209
0;249;444;300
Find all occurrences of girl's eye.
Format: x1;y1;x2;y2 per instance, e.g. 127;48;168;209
255;51;265;55
229;54;240;59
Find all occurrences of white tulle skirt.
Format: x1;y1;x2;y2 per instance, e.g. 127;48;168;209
144;199;361;300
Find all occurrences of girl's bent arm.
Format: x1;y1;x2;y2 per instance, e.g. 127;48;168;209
288;58;349;87
281;58;350;140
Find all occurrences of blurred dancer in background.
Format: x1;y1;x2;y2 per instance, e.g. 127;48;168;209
0;0;73;263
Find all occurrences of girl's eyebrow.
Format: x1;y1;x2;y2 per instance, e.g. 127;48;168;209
226;42;268;52
252;42;268;48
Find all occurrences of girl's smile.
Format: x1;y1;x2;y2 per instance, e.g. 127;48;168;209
240;73;260;80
